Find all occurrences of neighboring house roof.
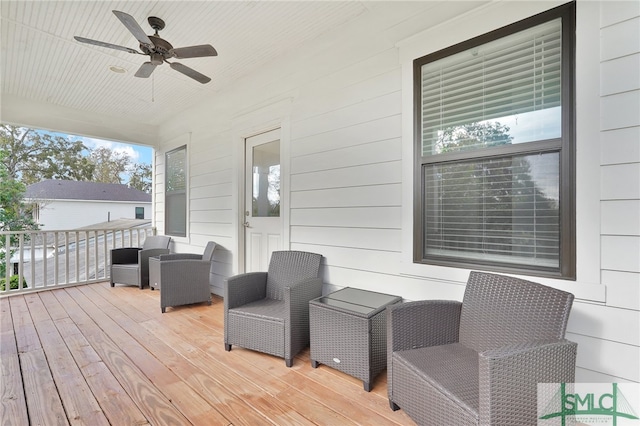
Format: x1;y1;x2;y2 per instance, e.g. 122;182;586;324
25;180;151;202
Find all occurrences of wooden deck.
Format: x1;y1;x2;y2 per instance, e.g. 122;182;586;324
0;282;415;425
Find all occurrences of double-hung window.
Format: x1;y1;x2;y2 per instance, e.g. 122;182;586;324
414;3;575;278
165;145;187;237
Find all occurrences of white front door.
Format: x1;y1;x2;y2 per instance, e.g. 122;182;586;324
244;129;281;272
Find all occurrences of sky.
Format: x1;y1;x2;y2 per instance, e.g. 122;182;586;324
50;131;153;166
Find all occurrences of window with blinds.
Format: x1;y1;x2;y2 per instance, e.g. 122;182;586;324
165;145;187;237
414;3;575;278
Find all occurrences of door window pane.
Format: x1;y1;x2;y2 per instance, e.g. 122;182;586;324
252;140;280;217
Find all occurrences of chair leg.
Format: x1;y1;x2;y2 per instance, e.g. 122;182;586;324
110;282;115;287
224;344;231;352
285;358;293;368
161;307;166;313
389;400;399;411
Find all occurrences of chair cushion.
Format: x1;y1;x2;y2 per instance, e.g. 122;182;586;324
228;298;286;322
394;343;480;418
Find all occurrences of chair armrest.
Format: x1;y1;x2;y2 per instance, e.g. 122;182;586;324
224;272;268;309
286;277;323;304
387;300;462;353
139;248;171;263
156;253;202;261
479;339;578;425
111;247;141;264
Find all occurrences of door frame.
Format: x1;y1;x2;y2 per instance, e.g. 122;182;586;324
232;104;292;276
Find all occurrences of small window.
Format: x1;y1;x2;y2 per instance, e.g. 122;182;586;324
135;207;144;220
414;3;575;279
165;145;187;237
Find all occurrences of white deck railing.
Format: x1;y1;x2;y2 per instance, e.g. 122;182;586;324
0;227;156;297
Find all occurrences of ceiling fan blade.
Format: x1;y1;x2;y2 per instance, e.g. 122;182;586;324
170;44;218;59
169;62;211;84
112;10;154;48
74;36;140;54
134;62;158;78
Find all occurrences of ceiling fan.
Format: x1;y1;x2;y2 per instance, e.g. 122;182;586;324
74;10;217;84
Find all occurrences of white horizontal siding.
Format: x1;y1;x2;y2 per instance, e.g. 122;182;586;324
599;15;640;61
593;0;640;384
290;183;401;209
291;161;402;192
601;127;640;165
601;163;640;199
600;53;640;96
152;1;640;385
291;137;401;175
602;236;640;273
567;332;639;382
601;200;640;235
291;226;401;252
603;270;640;310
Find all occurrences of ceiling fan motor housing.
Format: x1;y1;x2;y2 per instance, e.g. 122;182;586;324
142;35;174;60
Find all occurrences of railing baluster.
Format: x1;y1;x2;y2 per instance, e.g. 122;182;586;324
84;231;89;282
42;231;48;288
19;234;25;291
103;230;108;280
0;226;155;296
54;232;59;286
28;234;34;290
65;232;70;284
75;231;80;284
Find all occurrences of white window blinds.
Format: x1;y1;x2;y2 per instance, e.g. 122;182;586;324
420;18;562;156
165;146;187;237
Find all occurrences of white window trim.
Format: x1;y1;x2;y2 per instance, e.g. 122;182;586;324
397;0;605;303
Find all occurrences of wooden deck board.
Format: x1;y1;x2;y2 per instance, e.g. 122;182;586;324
1;282;415;425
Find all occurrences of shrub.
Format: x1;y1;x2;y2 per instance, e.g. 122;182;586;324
0;275;28;291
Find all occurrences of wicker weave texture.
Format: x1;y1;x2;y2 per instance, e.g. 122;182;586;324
388;271;577;426
460;271;574;352
149;241;216;313
224;251;322;366
110;236;171;288
310;289;400;390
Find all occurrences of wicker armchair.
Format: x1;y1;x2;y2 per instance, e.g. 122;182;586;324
387;271;577;426
149;241;217;313
224;250;323;367
110;235;171;289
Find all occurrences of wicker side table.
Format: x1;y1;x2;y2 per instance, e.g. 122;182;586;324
309;287;401;391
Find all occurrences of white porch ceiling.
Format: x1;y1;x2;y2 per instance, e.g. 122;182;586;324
1;1;371;141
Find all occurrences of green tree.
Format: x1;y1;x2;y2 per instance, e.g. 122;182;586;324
128;163;152;193
89;146;130;184
1;124;94;184
0;149;39;279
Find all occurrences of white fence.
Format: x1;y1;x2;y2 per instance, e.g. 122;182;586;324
0;227;156;296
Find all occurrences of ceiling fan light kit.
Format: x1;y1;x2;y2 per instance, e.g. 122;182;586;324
74;10;216;84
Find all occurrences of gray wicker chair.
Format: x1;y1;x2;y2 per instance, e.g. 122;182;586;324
387;271;577;426
224;250;323;367
110;235;171;289
149;241;217;313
